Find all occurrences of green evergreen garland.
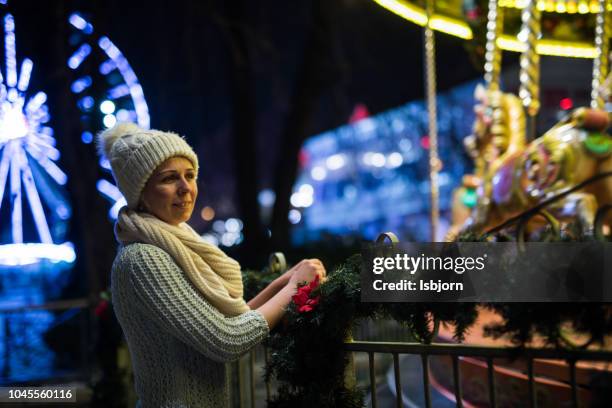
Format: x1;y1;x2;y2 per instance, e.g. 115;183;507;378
243;229;612;406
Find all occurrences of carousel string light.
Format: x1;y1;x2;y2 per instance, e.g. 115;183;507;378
424;0;440;241
518;0;542;139
373;0;603;58
499;0;610;12
591;0;609;109
485;0;504;90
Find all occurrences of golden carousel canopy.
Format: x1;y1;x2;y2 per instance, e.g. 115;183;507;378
373;0;610;58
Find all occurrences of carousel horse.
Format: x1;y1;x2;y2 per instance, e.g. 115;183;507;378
445;85;527;240
447;86;612;240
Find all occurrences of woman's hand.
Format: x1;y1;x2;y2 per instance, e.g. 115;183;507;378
255;258;326;329
288;259;326;288
276;268;294;287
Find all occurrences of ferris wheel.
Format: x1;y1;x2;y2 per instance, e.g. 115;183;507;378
67;11;151;220
0;13;75;267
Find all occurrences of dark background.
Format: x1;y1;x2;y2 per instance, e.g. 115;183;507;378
6;0;483;293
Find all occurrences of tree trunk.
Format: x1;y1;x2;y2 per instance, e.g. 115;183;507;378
223;1;267;267
270;0;339;249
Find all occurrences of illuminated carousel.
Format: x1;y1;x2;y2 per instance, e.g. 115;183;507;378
372;0;612;406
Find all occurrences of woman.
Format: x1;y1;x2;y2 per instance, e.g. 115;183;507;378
98;123;325;408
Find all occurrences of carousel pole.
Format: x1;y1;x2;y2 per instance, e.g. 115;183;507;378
424;0;440;241
484;0;503;91
591;0;609;109
518;0;541;141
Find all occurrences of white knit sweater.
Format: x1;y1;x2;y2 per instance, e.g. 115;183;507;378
111;243;269;408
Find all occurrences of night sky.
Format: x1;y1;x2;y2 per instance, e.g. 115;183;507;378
7;0;480;222
2;0;483;277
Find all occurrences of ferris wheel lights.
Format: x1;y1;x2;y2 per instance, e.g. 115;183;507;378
77;95;93;111
96;37;150;128
109;197;126;219
70;76;91;94
99;156;111;170
115;109;131;122
17;58;32;92
56;204;70;220
97;179;122;200
100;100;115;114
99;60;115;75
68;13;93;35
25;91;46;112
81;131;93;144
108;84;129;99
96;179;126;219
68;43;91;70
0;243;76;266
103;113;116;128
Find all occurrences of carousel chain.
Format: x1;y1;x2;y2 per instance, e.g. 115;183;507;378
591;0;609;109
518;0;541;119
424;0;440;241
484;0;504;91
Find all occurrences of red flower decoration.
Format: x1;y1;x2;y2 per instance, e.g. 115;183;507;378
292;275;321;313
95;299;110;319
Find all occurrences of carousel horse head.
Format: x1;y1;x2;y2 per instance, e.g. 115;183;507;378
465;84;527;170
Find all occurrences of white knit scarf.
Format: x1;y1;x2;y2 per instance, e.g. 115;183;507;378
115;208;249;317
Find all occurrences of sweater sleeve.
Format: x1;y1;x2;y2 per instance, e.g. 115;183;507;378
124;243;269;363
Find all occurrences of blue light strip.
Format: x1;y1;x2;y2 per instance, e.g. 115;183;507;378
0;243;76;266
67;44;91;70
24;146;67;185
99;59;115;75
25;91;46;113
68;12;93;35
4;14;16;87
17;58;32;92
0;141;10;206
0;8;75;266
10;141;22;243
107;84;130;99
20;149;52;243
70;76;91;94
96;179;123;201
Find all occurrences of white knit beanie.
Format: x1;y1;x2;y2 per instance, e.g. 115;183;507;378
96;122;199;209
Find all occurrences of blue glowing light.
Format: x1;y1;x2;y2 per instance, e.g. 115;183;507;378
68;13;93;35
97;179;126;219
67;14;151;219
100;100;115;114
102;113;116;128
107;84;129;99
80;131;93;144
292;80;479;243
77;95;94;111
98;37;150;129
0;13;75;265
99;59;115;75
70;76;91;94
67;43;91;70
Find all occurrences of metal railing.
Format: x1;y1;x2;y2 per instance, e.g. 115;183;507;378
344;341;612;408
236;338;612;407
0;298;91;385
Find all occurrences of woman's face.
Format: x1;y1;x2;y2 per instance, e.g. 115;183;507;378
140;157;198;226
